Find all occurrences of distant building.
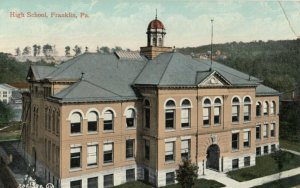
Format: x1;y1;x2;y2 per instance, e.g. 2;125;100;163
0;84;17;104
22;16;280;188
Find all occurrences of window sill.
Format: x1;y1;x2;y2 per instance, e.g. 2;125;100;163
103;130;114;133
69;133;83;137
126;157;135;161
87;131;98;135
256;139;261;141
126;127;136;130
243;121;251;124
165;128;175;132
69;168;82;172
165;160;175;164
103;162;114;166
214;124;221;126
203;125;210;128
232;149;239;152
232;122;239;125
243;146;251;150
181;127;191;130
87;165;98;169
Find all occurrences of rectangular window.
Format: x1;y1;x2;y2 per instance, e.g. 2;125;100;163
70;180;82;188
71;123;81;134
88;177;98;188
232;105;239;122
70;147;81;168
271;144;276;153
103;143;113;164
145;140;150;160
214;106;220;124
103;112;113;131
126;169;135;182
243;104;250;121
165;142;174;161
165;109;175;129
244;156;250;167
232;133;239;150
166;172;175;185
88;121;97;132
264;145;268;154
256;147;261;156
103;174;113;188
243;131;250;148
181;139;190;160
270;123;275;137
181;108;190;128
263;124;268;138
3;91;7;97
256;125;261;140
232;159;239;169
87;145;98;166
203;107;210;125
126;139;134;159
145;108;150;128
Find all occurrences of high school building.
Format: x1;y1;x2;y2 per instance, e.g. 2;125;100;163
22;17;279;188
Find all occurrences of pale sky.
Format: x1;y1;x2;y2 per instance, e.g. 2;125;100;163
0;0;299;56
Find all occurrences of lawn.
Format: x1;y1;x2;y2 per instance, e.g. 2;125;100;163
227;151;300;182
114;179;225;188
280;139;300;153
252;174;300;188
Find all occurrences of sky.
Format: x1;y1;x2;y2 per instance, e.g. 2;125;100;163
0;0;299;56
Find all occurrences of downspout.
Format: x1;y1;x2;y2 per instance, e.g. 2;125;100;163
196;88;199;166
156;87;159;187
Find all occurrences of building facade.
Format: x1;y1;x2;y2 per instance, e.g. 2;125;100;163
22;17;280;188
0;83;17;104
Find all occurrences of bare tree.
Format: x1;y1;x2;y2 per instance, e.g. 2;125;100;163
65;46;71;56
15;48;21;56
22;46;31;56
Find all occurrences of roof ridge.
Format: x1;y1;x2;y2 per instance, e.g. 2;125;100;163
158;53;175;85
84;79;123;97
132;57;150;84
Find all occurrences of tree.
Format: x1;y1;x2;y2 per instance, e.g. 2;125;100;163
73;45;82;56
22;46;31;56
100;46;110;53
15;48;21;56
32;44;39;56
42;44;53;57
96;46;100;53
176;160;199;188
0;101;14;124
85;46;89;53
65;46;71;56
36;45;41;56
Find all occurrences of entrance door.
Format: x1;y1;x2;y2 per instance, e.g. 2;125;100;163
206;144;220;171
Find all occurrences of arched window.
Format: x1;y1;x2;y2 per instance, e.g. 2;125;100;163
232;97;240;123
165;100;176;129
126;108;136;128
152;37;157;46
181;99;191;128
203;98;211;126
144;100;150;128
263;101;269;116
70;112;82;134
103;110;114;131
87;111;98;132
243;97;251;121
256;102;262;117
214;98;222;124
270;101;276;115
158;38;163;47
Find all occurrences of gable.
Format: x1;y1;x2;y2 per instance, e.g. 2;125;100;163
198;71;231;86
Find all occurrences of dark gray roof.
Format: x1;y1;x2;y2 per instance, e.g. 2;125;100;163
256;84;280;96
31;65;57;80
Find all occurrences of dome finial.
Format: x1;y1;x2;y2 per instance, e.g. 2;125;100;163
155;8;157;19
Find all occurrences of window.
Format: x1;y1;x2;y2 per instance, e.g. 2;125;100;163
126;108;136;128
270;123;275;137
232;97;240;122
181;139;190;160
3;91;7;97
145;140;150;160
103;174;113;188
232;133;239;150
152;37;157;46
232;159;239;169
103;110;113;131
263;101;269;116
126;169;135;182
181;100;191;128
263;124;268;138
103;143;113;164
70;113;82;134
165;100;176;129
256;102;262;117
243;97;251;121
256;125;261;140
271;144;276;153
244;156;250;167
70;147;81;168
166;172;175;185
87;111;98;132
214;98;222;124
270;101;276;115
144;100;150;128
243;131;250;148
87;145;98;166
264;145;268;154
203;99;211;126
70;180;82;188
256;147;261;156
126;139;134;159
88;177;98;188
165;142;174;161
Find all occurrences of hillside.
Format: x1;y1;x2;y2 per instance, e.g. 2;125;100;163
178;39;300;97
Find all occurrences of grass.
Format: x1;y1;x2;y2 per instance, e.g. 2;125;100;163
0;122;21;132
0;131;21;141
252;174;300;188
280;139;300;153
227;151;300;182
114;179;225;188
